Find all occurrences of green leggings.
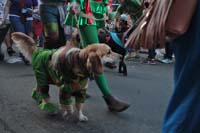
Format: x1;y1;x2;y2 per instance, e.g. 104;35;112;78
80;25;111;96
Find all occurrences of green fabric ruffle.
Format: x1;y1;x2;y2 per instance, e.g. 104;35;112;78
39;102;57;113
64;0;107;27
31;88;42;103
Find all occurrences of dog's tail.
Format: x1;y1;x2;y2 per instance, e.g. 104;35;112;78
11;32;37;62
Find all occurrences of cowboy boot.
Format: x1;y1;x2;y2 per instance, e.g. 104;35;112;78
103;95;130;112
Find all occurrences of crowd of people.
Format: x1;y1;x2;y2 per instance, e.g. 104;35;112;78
0;0;41;63
2;0;200;132
0;0;174;65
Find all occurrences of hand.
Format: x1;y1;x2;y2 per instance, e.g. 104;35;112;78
106;6;112;15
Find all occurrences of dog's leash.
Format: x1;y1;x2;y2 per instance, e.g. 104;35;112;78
74;14;86;49
68;2;107;48
73;14;95;80
73;13;107;49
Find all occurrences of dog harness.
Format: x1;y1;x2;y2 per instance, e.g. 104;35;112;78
109;32;124;48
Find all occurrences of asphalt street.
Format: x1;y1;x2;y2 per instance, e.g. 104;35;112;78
0;46;174;133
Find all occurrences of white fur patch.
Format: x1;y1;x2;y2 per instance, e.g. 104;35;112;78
51;47;80;69
65;47;80;57
51;47;66;68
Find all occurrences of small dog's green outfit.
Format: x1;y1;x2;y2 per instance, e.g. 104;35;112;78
32;49;87;113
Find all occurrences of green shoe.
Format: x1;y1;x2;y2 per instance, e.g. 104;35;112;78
31;88;42;103
39;102;57;114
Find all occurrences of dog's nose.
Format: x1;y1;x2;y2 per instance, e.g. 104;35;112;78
107;50;111;54
111;51;121;57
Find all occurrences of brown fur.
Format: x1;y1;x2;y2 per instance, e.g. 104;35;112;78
11;32;37;62
11;31;119;121
11;32;116;88
86;52;103;75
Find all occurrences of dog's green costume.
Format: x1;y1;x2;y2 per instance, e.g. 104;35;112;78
64;0;129;112
31;49;87;113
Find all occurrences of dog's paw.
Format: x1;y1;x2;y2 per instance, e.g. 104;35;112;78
78;114;88;122
62;111;73;120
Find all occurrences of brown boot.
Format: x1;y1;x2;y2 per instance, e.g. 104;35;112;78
103;95;130;112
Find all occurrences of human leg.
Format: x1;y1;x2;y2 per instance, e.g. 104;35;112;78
80;25;129;112
0;42;4;61
142;48;156;64
162;1;200;131
40;4;65;49
4;28;16;56
161;42;174;64
10;16;26;33
164;42;173;60
25;20;33;37
148;48;156;59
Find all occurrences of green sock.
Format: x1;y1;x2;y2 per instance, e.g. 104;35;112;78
79;26;111;96
94;73;111;96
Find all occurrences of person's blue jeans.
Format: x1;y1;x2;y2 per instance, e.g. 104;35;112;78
10;16;32;34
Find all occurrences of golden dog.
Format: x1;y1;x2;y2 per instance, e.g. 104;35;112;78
11;32;120;121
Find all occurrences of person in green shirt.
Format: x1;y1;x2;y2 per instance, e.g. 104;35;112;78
64;0;130;112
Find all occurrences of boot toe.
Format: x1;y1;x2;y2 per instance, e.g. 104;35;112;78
103;95;130;112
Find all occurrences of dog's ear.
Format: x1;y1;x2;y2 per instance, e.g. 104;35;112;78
86;52;103;74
